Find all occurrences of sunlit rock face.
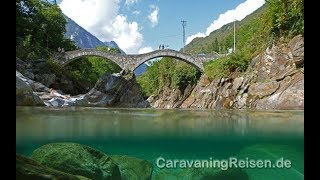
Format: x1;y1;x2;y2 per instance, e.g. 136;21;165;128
178;34;304;110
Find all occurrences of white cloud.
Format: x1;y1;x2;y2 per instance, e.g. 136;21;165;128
186;0;265;44
138;46;153;54
186;32;205;45
132;10;140;15
125;0;140;5
148;5;159;27
59;0;143;54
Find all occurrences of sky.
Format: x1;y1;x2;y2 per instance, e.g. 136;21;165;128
57;0;265;54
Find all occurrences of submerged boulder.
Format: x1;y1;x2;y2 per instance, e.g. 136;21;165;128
16;153;88;180
111;155;153;180
31;143;121;180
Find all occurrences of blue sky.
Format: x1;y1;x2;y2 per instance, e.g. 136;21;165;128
58;0;265;54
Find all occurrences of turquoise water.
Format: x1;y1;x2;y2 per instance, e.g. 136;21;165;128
16;106;304;179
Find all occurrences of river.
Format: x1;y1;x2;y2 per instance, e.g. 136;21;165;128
16;106;304;179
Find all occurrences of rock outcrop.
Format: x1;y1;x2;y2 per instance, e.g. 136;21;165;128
16;70;149;107
147;84;195;108
179;34;304;110
16;71;44;106
84;72;149;107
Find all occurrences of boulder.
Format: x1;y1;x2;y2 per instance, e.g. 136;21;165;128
111;155;153;180
16;71;44;106
31;143;121;180
85;72;148;108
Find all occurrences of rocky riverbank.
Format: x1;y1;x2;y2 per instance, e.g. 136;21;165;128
16;70;149;108
148;35;304;110
16;35;303;110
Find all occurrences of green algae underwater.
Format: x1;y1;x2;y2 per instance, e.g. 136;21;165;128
16;106;304;179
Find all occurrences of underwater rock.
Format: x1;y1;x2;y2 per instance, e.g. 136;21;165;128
111;155;153;180
31;142;121;180
16;153;88;180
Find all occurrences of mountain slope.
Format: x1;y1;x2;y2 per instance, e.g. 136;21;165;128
64;15;123;52
64;14;147;75
184;4;267;54
64;15;105;49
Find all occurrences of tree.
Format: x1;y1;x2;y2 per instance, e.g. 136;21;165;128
16;0;76;60
212;37;219;53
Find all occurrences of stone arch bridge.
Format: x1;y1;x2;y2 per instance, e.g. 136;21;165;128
55;49;223;72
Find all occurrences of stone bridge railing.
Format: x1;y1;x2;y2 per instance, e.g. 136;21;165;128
55;49;222;72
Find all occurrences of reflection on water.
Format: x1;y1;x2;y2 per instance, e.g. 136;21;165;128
16;107;303;141
16;106;304;179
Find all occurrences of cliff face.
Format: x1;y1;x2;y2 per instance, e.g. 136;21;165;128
147;84;195;109
150;35;304;110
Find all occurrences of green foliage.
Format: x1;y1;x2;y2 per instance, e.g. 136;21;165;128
211;38;219;52
47;58;65;76
87;46;122;77
204;51;251;79
16;0;76;60
137;64;159;97
204;58;227;79
266;0;304;37
137;58;201;97
66;46;122;85
43;46;122;94
192;1;304;79
172;63;201;89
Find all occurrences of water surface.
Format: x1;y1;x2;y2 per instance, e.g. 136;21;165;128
16;106;304;179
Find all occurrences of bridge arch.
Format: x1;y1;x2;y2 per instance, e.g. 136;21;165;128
131;49;203;71
57;49;221;72
59;49;127;70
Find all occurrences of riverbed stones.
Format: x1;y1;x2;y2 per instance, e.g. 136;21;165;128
31;143;121;180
